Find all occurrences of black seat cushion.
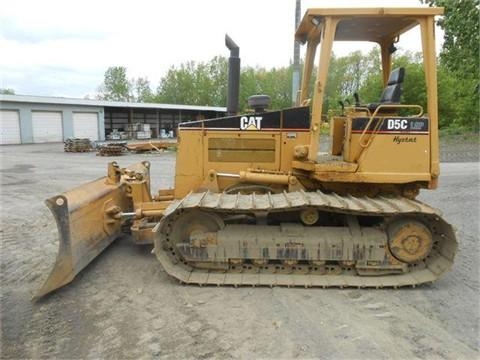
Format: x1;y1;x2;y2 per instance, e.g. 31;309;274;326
387;67;405;86
367;67;405;111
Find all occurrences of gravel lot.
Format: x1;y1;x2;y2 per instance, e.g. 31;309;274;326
1;140;479;359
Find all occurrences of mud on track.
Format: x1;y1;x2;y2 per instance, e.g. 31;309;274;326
1;142;479;359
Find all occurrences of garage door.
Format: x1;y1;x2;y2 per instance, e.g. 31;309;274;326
0;110;21;144
32;111;63;143
73;112;99;140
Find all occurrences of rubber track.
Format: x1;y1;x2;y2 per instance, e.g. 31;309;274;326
154;190;457;288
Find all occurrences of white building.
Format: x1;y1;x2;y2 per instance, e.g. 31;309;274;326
0;94;226;144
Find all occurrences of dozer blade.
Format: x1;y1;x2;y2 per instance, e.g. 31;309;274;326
34;177;132;301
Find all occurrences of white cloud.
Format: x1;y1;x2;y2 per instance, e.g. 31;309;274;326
0;0;440;97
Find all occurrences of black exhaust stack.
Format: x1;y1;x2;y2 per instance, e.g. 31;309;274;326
225;34;240;116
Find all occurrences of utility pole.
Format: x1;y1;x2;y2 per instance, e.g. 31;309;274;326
291;0;301;106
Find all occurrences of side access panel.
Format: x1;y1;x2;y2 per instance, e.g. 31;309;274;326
347;116;430;174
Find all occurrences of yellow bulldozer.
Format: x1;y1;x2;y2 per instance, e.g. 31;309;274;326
35;6;457;299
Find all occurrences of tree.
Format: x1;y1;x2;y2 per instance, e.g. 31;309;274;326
155;62;200;105
0;88;15;95
155;56;228;107
324;49;382;113
422;0;479;76
132;77;153;102
239;66;292;111
155;56;296;111
97;66;131;101
421;0;479;130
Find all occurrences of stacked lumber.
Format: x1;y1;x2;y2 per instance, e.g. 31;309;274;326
64;138;92;152
96;143;126;157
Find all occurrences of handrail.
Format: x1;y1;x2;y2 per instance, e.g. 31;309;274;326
346;106;371;116
358;104;423;149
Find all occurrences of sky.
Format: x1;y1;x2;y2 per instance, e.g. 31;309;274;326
0;0;441;98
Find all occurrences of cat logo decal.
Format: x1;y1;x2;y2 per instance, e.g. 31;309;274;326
240;116;262;130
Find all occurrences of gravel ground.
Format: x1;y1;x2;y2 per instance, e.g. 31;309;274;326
1;140;479;360
439;134;479;163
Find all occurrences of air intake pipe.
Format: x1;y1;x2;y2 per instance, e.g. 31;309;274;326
225;34;240;116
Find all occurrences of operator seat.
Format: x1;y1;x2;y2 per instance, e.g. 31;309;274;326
367;67;405;111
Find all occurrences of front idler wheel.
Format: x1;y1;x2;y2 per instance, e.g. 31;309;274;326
387;218;433;264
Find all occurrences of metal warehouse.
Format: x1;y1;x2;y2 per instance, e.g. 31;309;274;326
0;94;226;144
